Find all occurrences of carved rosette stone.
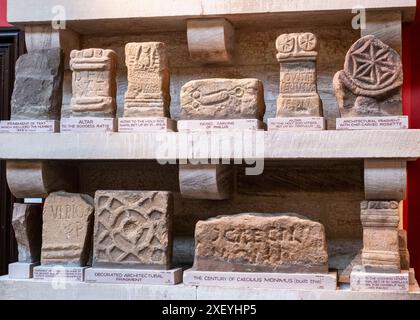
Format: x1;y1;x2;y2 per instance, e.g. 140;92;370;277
124;42;171;117
12;203;43;263
11;48;64;120
41;192;94;266
70;48;117;117
193;213;329;273
334;35;403;117
275;33;322;117
360;201;401;272
93;191;173;269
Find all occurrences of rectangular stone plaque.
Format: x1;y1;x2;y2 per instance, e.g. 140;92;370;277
8;262;39;279
33;266;87;282
118;117;176;132
85;267;182;285
0;120;59;133
183;269;337;290
177;119;265;132
336;116;408;130
350;268;409;292
268;117;325;131
60;118;116;133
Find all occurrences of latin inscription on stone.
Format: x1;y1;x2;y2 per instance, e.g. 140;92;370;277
70;48;117;117
93;191;173;269
124;42;170;117
41;192;94;266
180;78;265;120
275;33;322;117
193;213;328;273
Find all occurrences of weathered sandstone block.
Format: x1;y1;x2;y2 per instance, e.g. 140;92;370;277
12;203;42;263
94;191;173;269
180;78;265;120
360;201;401;272
275;33;322;117
124;42;170;117
11;48;64;120
193;213;328;273
334;35;403;117
41;192;94;266
398;230;410;270
70;48;117;117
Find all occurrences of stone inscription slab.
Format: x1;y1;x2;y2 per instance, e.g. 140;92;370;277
61;118;117;133
85;267;182;285
183;269;337;290
118;117;176;132
33;266;86;282
268;117;325;131
177;119;264;132
351;268;409;292
336;116;408;130
0;120;59;133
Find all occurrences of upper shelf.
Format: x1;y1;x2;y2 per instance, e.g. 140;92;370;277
1;130;419;161
7;0;417;34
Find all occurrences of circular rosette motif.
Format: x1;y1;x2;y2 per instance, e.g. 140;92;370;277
298;33;317;51
276;34;295;53
343;35;402;96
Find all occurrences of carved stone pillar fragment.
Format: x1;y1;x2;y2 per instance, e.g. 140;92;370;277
70;48;117;117
124;42;170;117
12;203;43;263
187;18;235;64
398;229;410;270
41;192;94;266
360;201;401;272
93;191;173;269
275;33;322;117
364;159;406;201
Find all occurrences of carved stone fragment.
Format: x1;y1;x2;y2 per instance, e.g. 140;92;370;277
275;33;322;117
334;35;403;117
124;42;170;117
180;78;265;120
11;48;64;120
398;230;410;270
360;201;401;272
193;213;329;273
93;191;173;269
41;192;94;266
12;203;42;263
70;48;117;117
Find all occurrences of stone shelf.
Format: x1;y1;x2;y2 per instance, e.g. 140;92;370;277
0;130;420;161
0;276;419;300
7;0;417;34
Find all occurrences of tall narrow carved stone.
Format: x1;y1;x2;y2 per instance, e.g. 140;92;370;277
93;191;173;269
12;203;42;263
70;48;117;117
334;35;403;117
11;48;64;120
124;42;170;117
360;201;401;272
41;192;94;266
275;33;322;117
193;213;329;273
398;230;410;270
180;78;265;120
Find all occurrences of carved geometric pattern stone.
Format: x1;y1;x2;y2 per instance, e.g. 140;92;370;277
70;48;117;117
124;42;170;117
94;191;173;269
193;213;329;273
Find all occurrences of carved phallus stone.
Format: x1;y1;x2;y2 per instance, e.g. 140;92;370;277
10;48;64;120
193;213;329;273
334;35;403;117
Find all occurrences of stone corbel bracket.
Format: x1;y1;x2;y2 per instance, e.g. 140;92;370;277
364;159;406;201
187;18;235;65
179;163;233;200
6;160;78;199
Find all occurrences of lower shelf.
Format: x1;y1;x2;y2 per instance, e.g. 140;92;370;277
1;275;419;300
